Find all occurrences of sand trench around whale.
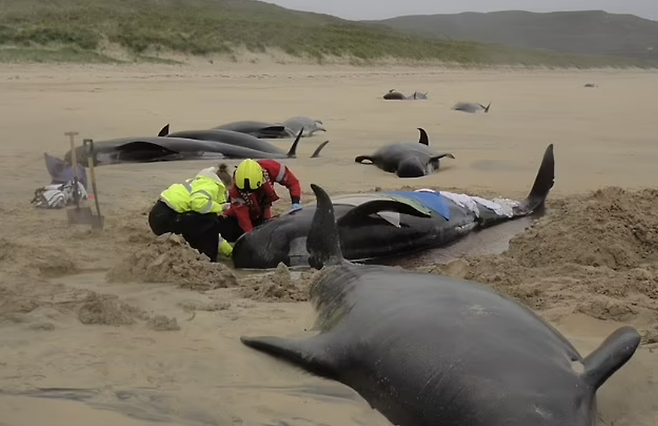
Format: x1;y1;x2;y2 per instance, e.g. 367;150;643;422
1;64;658;426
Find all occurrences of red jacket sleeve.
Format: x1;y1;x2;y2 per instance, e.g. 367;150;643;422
227;187;254;232
258;160;301;204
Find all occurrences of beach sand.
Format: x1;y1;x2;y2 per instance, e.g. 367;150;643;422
0;61;657;426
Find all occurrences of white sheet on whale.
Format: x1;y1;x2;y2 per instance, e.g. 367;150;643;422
438;190;519;218
328;191;514;227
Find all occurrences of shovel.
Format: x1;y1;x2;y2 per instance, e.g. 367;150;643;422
64;132;99;228
82;138;104;229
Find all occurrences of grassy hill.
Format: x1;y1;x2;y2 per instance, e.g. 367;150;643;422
370;10;658;61
0;0;656;67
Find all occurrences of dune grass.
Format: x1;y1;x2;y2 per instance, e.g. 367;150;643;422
0;0;655;68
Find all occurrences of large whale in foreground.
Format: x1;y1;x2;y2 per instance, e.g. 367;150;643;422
232;143;555;269
240;182;641;426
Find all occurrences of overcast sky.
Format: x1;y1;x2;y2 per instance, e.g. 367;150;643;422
266;0;658;21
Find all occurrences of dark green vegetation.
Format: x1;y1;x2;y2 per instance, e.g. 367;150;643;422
0;0;655;67
370;10;658;62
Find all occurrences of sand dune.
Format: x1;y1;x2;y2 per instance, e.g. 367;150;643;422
1;62;657;426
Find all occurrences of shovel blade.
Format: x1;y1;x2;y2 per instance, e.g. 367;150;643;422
66;206;95;225
67;208;104;229
90;215;105;230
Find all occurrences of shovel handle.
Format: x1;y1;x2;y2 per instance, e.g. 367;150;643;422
83;138;103;228
65;131;80;206
83;138;97;181
83;138;94;156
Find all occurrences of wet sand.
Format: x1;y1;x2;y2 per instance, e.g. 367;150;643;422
1;62;658;426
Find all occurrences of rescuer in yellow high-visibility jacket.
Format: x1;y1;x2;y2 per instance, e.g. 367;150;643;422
147;164;234;262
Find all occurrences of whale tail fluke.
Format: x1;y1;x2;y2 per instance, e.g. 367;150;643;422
483;102;491;113
515;144;555;215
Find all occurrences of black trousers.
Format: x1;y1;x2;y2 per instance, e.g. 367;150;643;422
148;200;221;262
215;215;245;243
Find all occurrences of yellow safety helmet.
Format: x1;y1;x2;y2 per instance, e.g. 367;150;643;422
234;159;264;191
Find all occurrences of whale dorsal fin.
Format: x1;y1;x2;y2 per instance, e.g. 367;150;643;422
158;124;170;137
417;128;429;146
306;183;346;269
580;326;640;390
285;128;303;158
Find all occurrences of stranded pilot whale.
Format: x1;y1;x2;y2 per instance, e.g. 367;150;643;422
232;143;555;269
383;89;429;100
213;120;296;138
280;116;326;137
158;125;329;159
452;101;491;113
240;182;641;426
355;128;455;178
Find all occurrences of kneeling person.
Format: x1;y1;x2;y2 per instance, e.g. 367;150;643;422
219;158;303;239
148;164;233;262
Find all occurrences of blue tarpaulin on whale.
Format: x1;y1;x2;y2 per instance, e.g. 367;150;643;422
385;190;450;221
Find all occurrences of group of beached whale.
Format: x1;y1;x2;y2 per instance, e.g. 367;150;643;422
61;120;457;179
63;116;330;167
52;90;640;426
382;88;492;113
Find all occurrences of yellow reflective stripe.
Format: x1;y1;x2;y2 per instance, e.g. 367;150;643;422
275;166;285;182
192;189;214;213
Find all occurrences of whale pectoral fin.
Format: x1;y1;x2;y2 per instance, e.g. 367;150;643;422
337;200;431;228
355;155;374;164
431;153;455;161
240;335;339;381
581;326;641;390
158;124;170;137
